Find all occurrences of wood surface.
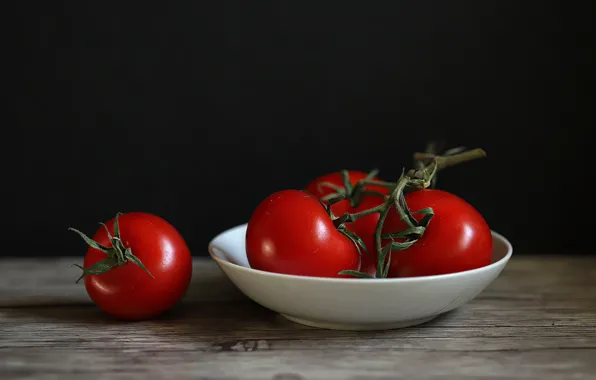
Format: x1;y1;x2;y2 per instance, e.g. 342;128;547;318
1;256;595;380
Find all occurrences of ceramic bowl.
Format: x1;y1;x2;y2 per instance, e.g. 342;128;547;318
208;223;513;331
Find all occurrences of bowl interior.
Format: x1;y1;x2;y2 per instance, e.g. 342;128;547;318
209;223;512;273
209;224;250;267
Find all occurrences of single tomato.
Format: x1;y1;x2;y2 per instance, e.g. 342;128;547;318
306;171;389;275
70;212;192;320
245;190;360;277
382;189;493;277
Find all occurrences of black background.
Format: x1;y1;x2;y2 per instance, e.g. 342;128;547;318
9;1;594;257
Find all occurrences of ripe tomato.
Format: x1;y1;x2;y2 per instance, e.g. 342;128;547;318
245;190;360;277
72;212;192;320
305;171;389;275
382;189;493;277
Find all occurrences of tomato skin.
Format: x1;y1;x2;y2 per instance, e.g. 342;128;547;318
305;171;389;276
82;212;192;320
245;190;360;278
383;189;493;277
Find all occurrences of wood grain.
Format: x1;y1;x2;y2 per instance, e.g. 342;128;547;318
1;256;595;380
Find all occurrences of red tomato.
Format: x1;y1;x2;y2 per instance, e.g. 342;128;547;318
382;189;493;277
245;190;360;277
75;212;192;320
305;171;389;275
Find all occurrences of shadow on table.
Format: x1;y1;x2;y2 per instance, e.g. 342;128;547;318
2;274;461;350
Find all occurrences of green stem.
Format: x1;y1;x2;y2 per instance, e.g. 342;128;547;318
408;148;486;190
348;203;386;221
340;170;353;194
357;179;397;189
392;181;416;230
374;205;392;278
334;147;488;279
336;148;487;227
333;203;386;228
317;181;346;195
373;175;410;277
414;148;486;171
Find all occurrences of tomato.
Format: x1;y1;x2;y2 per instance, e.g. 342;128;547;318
382;189;493;277
245;190;360;277
305;171;389;275
72;212;192;320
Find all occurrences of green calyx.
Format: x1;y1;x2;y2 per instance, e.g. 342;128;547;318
319;168;391;209
68;213;154;283
334;147;487;279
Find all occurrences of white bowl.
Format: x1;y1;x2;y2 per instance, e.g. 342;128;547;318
208;223;513;331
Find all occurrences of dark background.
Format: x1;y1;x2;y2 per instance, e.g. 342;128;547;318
9;1;594;257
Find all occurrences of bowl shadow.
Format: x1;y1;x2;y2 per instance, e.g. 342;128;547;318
2;268;463;354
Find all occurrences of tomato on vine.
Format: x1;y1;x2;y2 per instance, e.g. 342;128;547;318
382;189;493;277
312;148;491;279
69;212;192;320
246;147;490;280
245;190;361;278
305;170;390;275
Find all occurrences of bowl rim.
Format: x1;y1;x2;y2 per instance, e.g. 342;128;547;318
208;223;513;284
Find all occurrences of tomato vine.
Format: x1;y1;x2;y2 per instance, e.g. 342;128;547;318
321;148;487;278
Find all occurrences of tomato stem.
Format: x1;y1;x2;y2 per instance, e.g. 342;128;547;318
414;148;486;171
334;147;488;279
373;174;410;278
357;179;396;189
69;213;154;283
332;203;386;228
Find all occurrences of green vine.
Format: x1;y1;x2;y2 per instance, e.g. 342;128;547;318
412;141;469;189
318;168;389;208
329;147;487;278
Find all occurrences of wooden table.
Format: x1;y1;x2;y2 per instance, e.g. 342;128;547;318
1;257;595;380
